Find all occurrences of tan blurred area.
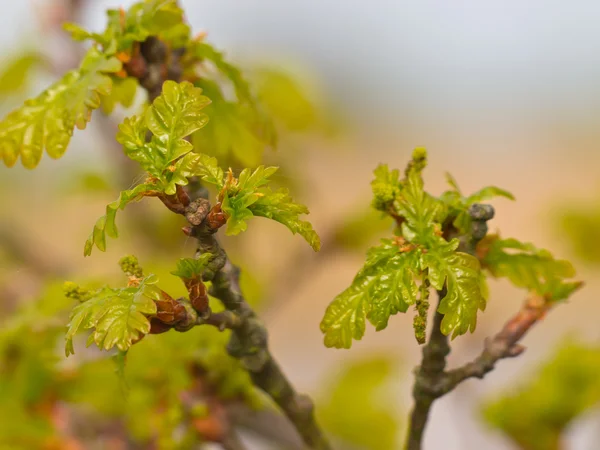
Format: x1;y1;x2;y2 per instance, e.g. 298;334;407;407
1;1;600;449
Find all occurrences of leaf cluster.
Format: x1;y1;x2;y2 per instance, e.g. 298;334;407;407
65;274;161;355
320;148;580;349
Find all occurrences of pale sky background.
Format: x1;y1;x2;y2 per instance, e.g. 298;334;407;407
2;0;600;145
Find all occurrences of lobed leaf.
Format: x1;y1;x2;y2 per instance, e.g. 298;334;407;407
423;242;487;338
482;236;582;301
320;240;419;349
115;81;211;195
84;183;155;256
217;166;320;250
0;47;121;168
65;275;161;355
249;187;321;251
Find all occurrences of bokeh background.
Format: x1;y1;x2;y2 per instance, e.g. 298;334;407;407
1;1;600;449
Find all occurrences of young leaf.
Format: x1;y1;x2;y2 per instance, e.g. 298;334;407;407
217;166;320;249
220;165;279;235
84;183;155;256
320;240;419;349
481;236;582;301
249;187;321;251
65;275;161;356
422;241;487;338
0;47;121;168
145;80;210;152
171;254;213;279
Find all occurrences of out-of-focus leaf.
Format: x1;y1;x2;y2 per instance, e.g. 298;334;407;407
84;183;155;256
318;357;401;450
0;51;42;97
556;201;600;265
0;47;121;168
332;206;394;251
482;341;600;450
101;76;138;114
481;235;583;302
254;68;317;132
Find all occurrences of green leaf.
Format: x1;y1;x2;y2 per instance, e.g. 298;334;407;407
193;42;253;105
84;183;155;256
171;254;213;279
116;81;211;195
187;153;224;189
422;242;486;338
0;47;121;168
320;240;419;349
220;165;278;235
216;165;320;249
65;275;160;355
192;79;270;168
318;357;401;450
249;187;321;251
145;80;210;146
482;236;582;301
101;77;138;114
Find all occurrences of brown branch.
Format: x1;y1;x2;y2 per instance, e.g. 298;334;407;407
445;295;548;384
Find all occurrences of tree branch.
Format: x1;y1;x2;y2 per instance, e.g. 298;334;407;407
162;195;331;450
445;295;548;385
406;203;494;450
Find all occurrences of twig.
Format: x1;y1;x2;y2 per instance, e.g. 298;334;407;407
445;295;547;384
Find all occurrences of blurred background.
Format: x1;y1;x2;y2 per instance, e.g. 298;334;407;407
1;1;600;449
